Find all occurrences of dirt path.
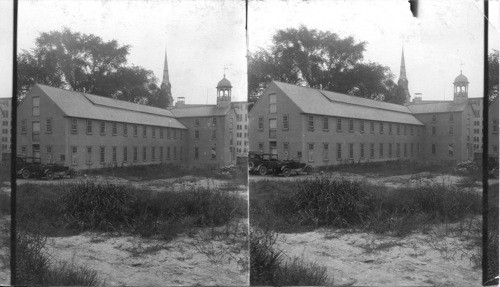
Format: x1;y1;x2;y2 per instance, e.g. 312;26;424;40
46;222;249;286
275;225;481;286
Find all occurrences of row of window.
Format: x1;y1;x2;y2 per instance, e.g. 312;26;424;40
307;142;421;161
258;115;423;136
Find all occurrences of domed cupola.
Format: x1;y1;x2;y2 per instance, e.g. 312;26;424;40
453;71;469;103
216;75;232;108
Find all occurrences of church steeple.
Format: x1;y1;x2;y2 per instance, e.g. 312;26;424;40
161;47;174;107
398;47;411;105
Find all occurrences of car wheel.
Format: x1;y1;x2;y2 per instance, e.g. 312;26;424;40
248;161;255;170
282;167;291;177
21;169;30;179
258;166;268;176
45;170;54;180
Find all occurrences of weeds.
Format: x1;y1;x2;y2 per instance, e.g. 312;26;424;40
318;160;453;176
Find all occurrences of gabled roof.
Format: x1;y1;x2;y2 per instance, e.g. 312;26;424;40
169;105;233;118
407;100;471;114
272;81;424;125
35;84;187;129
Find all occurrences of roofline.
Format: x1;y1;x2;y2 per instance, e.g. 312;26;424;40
61;115;188;129
298;112;425;126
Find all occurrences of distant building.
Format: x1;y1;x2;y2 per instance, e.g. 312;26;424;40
488;95;499;156
231;101;249;157
0;98;11;161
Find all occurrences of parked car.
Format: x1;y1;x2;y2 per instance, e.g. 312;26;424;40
275;159;313;177
248;152;280;175
16;156;76;180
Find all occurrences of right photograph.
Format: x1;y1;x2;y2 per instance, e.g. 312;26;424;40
247;0;498;286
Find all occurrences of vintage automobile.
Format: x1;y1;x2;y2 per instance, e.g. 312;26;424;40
16;156;76;180
275;159;313;177
248;152;280;175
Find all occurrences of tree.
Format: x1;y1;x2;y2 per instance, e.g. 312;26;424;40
488;49;499;104
248;25;402;104
17;28;167;108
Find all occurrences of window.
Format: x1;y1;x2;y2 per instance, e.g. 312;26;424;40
152;147;156;161
32;121;40;142
431;126;436;136
86;120;92;134
448;144;454;156
370;122;375;133
212;130;217;139
417;127;420;136
308;143;314;162
46;146;52;163
195;119;200;126
32;97;40;116
269;94;276;114
100;121;105;135
258;142;264;152
449;113;454;122
323;117;329;131
379;143;383;158
448;126;454;135
389;123;392;134
283;115;289;131
123;147;128;163
360;120;364;133
308;115;314;131
388;143;392;157
269;118;277;138
133;147;138;162
230;132;233;145
410;126;414;136
100;147;105;163
134;125;138;137
152;127;156;138
160;128;164;139
410;143;414;156
21;119;27;134
174;146;177;159
323;143;328;161
417;143;420;155
86;147;92;164
336;143;342;160
370;143;374;158
212;118;217;127
167;128;171;139
46;118;52;133
71;146;77;165
112;122;117;136
337;118;342;131
349;119;354;132
379;122;384;134
404;125;407;135
143;126;147;138
167;146;171;160
404;143;407;157
194;130;199;139
112;146;117;162
194;147;199;159
397;124;400;135
360;143;365;158
493;120;499;134
160;147;163;161
349;143;354;159
143;147;147;162
432;114;437;122
467;114;471;125
211;147;216;159
21;145;27;156
396;143;400;157
123;124;128;137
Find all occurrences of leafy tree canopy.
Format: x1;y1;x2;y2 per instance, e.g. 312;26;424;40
248;25;403;105
488;49;499;104
17;28;167;108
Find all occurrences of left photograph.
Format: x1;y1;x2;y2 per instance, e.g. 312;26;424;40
15;0;249;285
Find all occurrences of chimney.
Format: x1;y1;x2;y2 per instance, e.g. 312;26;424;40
412;93;422;104
175;97;185;107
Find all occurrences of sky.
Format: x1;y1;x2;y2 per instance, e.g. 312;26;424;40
249;0;498;101
0;0;498;102
8;0;248;104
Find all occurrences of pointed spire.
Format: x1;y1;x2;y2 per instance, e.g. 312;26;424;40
161;45;174;108
162;48;170;86
399;47;407;80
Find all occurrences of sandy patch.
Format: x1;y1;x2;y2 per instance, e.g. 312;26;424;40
275;225;481;286
46;221;249;286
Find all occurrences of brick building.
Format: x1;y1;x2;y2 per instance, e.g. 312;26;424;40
0;98;11;161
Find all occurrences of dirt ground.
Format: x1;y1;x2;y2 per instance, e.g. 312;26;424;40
45;220;249;286
0;215;10;286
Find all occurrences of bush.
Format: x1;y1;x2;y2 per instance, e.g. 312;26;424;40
250;176;482;236
250;229;332;286
16;230;100;286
